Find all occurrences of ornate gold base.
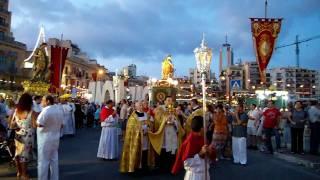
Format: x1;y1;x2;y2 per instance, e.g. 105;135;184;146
22;80;50;96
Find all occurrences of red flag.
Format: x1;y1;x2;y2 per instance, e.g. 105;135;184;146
250;18;282;84
92;73;97;81
50;45;69;93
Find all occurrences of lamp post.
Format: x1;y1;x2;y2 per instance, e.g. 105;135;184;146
193;34;212;180
114;70;120;105
94;69;104;103
148;78;153;107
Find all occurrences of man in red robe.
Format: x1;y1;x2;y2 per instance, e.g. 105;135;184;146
172;116;215;180
97;100;119;160
100;101;116;123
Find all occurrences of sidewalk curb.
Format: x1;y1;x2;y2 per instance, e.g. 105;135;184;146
274;152;320;169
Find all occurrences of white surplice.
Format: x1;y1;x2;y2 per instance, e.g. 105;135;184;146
184;154;210;180
97;115;119;159
60;103;75;136
137;112;150;151
162;117;178;155
37;105;63;180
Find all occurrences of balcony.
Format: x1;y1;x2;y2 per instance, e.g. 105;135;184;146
0;35;26;49
0;8;10;15
0;22;8;28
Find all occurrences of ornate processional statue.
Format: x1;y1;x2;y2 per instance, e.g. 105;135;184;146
161;55;174;80
31;42;51;83
22;42;51;95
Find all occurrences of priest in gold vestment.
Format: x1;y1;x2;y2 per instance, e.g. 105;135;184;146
119;101;155;173
148;97;184;172
184;99;203;135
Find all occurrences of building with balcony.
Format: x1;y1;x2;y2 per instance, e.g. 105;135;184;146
269;67;318;100
122;64;137;79
0;0;27;95
243;61;271;91
189;68;212;87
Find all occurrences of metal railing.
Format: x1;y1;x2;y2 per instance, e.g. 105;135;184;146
0;35;26;48
0;8;9;15
0;22;9;28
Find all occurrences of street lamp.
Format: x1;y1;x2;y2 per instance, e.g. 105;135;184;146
194;33;212;180
93;69;105;103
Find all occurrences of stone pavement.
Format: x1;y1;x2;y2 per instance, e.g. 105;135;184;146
1;128;320;179
274;150;320;170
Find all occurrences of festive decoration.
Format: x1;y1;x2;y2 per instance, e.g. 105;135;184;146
59;93;72;99
152;87;177;104
250;18;282;83
22;80;51;96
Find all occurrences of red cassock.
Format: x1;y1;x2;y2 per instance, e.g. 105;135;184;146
171;132;204;175
100;106;115;122
143;107;155;118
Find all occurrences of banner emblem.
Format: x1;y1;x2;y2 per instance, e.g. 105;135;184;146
251;18;282;84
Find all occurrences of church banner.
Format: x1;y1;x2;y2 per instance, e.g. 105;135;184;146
50;46;69;93
250;18;282;84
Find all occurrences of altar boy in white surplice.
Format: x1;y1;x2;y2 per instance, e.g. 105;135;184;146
97;100;119;160
171;116;216;180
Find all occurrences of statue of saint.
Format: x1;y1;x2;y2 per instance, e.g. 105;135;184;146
32;43;50;82
161;55;174;80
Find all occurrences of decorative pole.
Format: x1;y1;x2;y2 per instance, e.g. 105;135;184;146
194;34;212;180
114;69;119;105
148;78;152;107
265;0;268;18
59;34;63;95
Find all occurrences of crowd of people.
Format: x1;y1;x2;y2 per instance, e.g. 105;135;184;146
0;93;101;180
0;93;320;180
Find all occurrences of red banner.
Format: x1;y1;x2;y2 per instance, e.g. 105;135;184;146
92;73;97;81
49;46;69;93
251;18;282;84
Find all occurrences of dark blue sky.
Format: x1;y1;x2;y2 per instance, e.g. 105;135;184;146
10;0;320;78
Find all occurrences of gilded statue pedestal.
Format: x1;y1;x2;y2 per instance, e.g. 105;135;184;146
22;80;50;96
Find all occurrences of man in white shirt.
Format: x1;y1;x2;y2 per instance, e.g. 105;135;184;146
308;101;320;155
37;95;63;180
247;104;260;149
119;99;128;140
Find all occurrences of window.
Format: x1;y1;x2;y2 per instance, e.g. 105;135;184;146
0;31;4;40
0;54;5;65
0;17;5;25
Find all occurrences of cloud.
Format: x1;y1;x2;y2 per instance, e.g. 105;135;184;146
9;0;320;77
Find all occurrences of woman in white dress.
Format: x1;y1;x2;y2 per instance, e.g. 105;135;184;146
10;93;37;179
